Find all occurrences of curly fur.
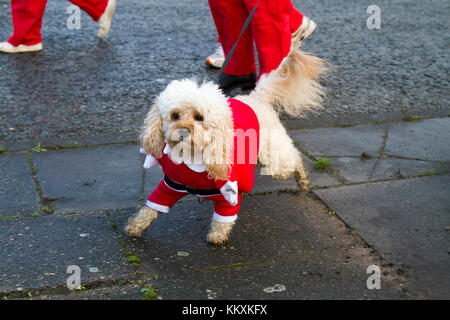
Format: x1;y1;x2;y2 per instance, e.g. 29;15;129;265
140;105;164;158
207;220;235;244
124;206;159;237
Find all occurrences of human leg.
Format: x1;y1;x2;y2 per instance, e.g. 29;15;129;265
7;0;47;46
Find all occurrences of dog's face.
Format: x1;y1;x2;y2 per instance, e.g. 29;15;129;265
140;79;234;181
163;104;209;153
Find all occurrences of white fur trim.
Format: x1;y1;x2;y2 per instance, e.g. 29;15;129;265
213;212;237;223
220;181;238;206
139;148;158;169
143;154;158;169
163;144;171;155
186;163;206;173
162;144;206;173
146;200;170;213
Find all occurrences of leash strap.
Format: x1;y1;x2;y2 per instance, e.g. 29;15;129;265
220;0;261;74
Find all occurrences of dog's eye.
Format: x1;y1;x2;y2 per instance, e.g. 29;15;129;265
194;114;203;121
171;112;180;121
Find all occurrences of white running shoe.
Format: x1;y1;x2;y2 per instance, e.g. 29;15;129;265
205;44;225;69
291;16;317;49
0;41;43;54
98;0;116;39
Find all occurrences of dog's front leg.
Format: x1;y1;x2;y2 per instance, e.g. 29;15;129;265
124;206;159;237
207;220;235;244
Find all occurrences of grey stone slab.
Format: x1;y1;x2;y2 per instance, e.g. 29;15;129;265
385;118;450;161
33;145;143;212
0;153;40;217
314;175;450;299
303;156;340;188
252;168;299;193
330;157;377;183
290;124;386;157
0;213;134;294
113;194;405;299
371;158;450;181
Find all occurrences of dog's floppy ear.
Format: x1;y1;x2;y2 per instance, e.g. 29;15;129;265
139;104;164;158
203;120;233;182
204;142;230;181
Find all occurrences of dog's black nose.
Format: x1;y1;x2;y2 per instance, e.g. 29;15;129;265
177;127;191;140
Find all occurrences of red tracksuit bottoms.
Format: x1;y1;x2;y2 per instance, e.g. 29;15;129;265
7;0;108;46
209;0;304;77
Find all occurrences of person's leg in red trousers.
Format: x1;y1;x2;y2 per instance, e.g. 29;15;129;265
6;0;108;47
206;1;305;71
243;0;292;77
8;0;47;46
209;0;293;77
71;0;108;21
288;1;304;33
209;0;256;76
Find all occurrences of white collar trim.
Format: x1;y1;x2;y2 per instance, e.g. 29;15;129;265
163;144;206;173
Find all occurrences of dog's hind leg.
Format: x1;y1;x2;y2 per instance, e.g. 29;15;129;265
124;206;159;237
258;127;310;191
294;156;311;191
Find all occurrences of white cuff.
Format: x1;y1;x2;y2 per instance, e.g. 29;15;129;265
146;200;170;213
143;154;158;169
213;212;237;223
220;181;238;206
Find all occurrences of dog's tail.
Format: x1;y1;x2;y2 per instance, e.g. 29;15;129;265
250;49;327;117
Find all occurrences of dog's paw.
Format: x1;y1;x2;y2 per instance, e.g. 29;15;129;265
295;169;311;192
206;220;235;244
297;177;311;192
124;206;159;237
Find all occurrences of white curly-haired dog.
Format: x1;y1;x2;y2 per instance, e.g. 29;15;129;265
124;44;326;244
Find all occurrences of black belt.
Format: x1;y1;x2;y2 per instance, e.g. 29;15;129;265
164;175;221;196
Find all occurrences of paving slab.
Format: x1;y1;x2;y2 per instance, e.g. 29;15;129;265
303;155;340;188
371;158;450;181
251;169;299;194
0;153;40;217
385;118;450;161
33;145;143;212
0;212;134;294
329;157;377;183
290;124;386;157
314;175;450;299
112;193;405;299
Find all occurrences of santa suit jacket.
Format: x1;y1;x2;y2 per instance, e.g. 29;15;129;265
143;98;260;222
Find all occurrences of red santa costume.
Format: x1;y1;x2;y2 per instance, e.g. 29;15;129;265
142;98;260;223
208;0;304;78
6;0;110;47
